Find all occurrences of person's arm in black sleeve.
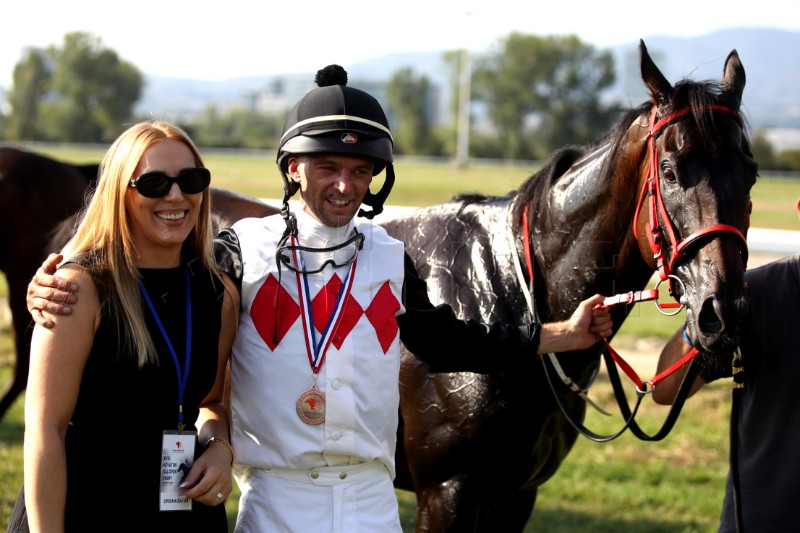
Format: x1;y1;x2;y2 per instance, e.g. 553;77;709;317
214;228;244;296
398;303;540;374
396;253;612;374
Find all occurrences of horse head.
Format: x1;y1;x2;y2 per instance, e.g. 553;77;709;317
634;40;757;354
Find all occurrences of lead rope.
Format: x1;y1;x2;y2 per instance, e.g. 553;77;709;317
518;204;703;442
513;207;610;415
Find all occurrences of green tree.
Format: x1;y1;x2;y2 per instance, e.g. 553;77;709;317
776;149;800;172
472;33;616;160
386;67;442;156
30;32;143;142
190;105;283;149
751;128;777;171
6;48;51;140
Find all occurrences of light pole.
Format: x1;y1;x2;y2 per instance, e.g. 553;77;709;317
455;46;471;169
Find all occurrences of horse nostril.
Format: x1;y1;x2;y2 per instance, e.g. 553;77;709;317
697;297;723;336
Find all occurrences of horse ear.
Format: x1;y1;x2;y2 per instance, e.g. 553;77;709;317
722;50;746;109
639;39;673;108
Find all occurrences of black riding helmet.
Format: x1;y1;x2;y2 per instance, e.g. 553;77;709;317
277;64;395;219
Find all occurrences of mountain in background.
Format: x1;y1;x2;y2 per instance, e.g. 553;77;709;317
607;28;800;128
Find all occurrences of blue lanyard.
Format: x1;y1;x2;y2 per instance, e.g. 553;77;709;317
138;264;192;431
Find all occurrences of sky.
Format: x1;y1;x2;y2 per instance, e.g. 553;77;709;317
2;0;799;88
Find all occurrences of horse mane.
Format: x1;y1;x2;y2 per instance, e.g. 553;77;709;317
418;75;752;230
510;100;653;225
447;127;637;221
448;190;516;217
509;75;753;228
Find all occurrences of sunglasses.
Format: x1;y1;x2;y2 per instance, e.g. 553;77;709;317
128;167;211;198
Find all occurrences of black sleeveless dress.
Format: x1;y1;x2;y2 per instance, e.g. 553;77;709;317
11;259;229;532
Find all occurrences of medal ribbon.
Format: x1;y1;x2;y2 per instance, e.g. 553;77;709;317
139;264;192;431
291;235;358;375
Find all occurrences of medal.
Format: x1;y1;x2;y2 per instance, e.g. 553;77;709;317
292;234;358;427
296;385;326;425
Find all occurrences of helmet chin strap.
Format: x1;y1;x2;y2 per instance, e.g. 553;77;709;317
358;163;395;219
279;168;300;241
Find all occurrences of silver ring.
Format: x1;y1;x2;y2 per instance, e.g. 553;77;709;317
217;491;224;500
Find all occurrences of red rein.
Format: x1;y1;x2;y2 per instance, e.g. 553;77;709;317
599;291;698;392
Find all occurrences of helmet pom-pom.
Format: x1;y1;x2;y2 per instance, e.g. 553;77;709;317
315;65;348;87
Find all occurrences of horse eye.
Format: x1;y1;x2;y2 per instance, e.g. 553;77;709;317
660;162;677;183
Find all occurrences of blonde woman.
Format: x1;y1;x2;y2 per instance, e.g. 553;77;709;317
13;121;238;532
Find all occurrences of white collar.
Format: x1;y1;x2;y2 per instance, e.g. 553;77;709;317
294;209;357;247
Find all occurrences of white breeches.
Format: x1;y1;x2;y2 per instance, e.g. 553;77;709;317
234;460;401;533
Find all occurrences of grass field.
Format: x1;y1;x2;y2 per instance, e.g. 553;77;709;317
1;144;798;531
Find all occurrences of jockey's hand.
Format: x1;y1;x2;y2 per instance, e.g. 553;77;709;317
575;294;614;342
27;253;79;328
537;294;613;354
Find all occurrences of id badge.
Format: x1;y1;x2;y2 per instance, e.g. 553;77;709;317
160;430;197;511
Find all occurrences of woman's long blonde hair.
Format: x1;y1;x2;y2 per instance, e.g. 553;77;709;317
67;120;217;366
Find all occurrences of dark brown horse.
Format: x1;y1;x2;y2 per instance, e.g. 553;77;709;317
0;147;276;420
0;148;98;419
382;41;756;530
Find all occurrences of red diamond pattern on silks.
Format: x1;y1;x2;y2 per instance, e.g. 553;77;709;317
365;281;401;353
249;274;398;352
311;274;343;332
251;274;300;350
312;274;364;350
331;296;364;350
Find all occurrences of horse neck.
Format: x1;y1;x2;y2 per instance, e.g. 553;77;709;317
525;118;654;321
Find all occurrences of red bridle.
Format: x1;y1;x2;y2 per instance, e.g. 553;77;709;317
521;103;750;392
633;104;749;291
610;103;750;389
